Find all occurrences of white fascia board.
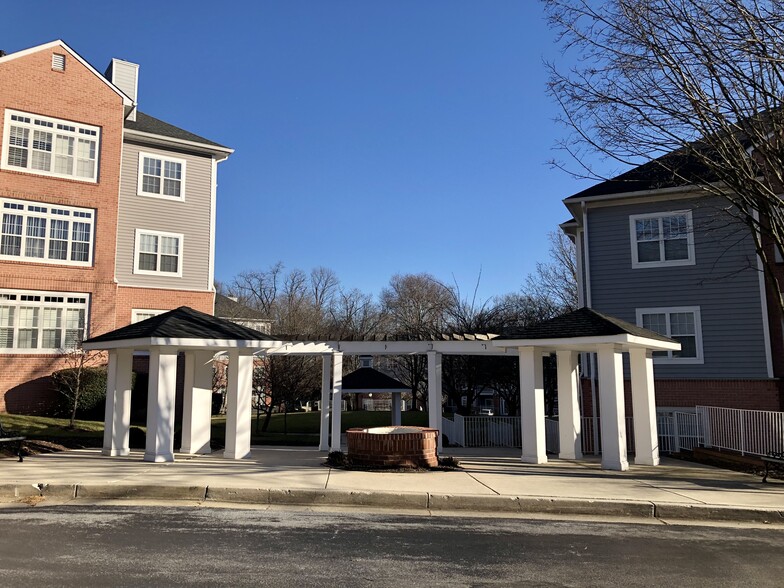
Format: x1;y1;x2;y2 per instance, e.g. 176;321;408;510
344;388;410;394
0;40;134;107
264;340;514;356
492;334;680;352
563;184;706;219
124;128;234;159
83;338;280;351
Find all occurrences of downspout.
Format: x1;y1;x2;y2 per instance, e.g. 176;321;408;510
583;202;600;455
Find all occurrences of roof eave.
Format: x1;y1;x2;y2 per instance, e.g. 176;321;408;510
492;333;680;352
124;128;234;160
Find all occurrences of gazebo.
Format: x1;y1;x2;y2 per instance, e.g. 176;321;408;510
83;306;679;471
340;356;411;426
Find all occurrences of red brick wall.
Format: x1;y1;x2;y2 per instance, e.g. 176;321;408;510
580;377;782;417
0;45;125;413
114;286;214;327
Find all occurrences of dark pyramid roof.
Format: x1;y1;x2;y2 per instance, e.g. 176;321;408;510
125;111;230;150
500;307;675;343
84;306;276;344
342;367;410;392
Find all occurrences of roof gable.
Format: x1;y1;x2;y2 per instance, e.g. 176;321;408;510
0;40;133;106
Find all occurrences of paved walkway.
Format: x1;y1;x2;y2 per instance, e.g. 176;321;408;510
1;447;782;523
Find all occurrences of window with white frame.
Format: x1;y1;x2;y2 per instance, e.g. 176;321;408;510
636;306;703;363
131;309;166;323
0;197;94;266
630;211;695;268
137;152;186;199
0;289;88;352
134;229;182;276
2;109;100;182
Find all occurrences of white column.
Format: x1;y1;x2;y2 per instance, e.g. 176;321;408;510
102;348;133;456
391;394;401;426
630;347;660;466
519;347;547;464
330;352;343;452
180;351;215;454
427;351;443;451
144;348;178;463
319;354;332;451
597;343;629;471
224;350;254;459
556;349;582;460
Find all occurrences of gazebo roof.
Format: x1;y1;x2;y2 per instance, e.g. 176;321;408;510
493;307;679;353
83;306;276;349
341;367;410;393
501;307;674;342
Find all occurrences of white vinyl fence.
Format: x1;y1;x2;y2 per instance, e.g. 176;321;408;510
698;406;784;456
443;409;706;455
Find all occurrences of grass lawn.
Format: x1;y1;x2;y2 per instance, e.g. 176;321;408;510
1;410;431;450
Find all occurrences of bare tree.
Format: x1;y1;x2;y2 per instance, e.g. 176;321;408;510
51;347;104;428
523;230;578;312
545;0;784;311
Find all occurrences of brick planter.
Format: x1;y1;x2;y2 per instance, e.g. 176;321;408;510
346;426;439;468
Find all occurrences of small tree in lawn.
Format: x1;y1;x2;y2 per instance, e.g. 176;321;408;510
52;346;104;428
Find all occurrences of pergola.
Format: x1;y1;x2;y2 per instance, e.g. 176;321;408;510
83;306;679;471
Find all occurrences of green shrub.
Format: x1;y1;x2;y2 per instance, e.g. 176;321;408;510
51;367;109;420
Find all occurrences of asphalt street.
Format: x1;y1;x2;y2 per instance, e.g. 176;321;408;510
0;505;782;587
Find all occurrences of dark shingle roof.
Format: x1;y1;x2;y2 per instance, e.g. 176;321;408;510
214;294;269;321
84;306;276;344
342;368;410;391
124;111;229;150
500;307;675;343
565;149;717;200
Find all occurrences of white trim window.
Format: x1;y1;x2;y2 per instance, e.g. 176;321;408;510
636;306;704;363
134;229;183;276
131;309;166;323
137;152;186;199
0;197;94;266
2;109;100;182
0;289;88;353
630;211;695;268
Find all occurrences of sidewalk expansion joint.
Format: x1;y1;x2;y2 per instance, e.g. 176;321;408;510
465;472;500;495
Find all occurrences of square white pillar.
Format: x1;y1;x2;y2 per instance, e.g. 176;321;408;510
144;348;178;463
519;347;547;464
224;350;254;459
319;354;332;451
103;348;133;456
597;343;629;471
330;352;343;452
630;347;660;466
556;350;582;460
180;351;215;455
391;394;402;426
427;351;443;452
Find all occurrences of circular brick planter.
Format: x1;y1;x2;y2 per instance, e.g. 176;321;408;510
346;426;439;469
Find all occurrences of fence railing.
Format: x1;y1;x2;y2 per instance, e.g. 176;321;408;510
442;406;784;457
698;405;784;456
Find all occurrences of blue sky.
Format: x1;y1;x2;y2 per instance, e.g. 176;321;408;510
2;1;609;302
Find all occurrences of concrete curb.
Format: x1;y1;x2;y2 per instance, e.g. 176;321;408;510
77;485;207;501
2;483;782;524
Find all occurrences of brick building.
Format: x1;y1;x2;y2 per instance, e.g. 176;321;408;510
0;40;232;413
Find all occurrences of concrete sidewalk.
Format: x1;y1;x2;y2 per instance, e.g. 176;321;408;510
1;446;783;523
